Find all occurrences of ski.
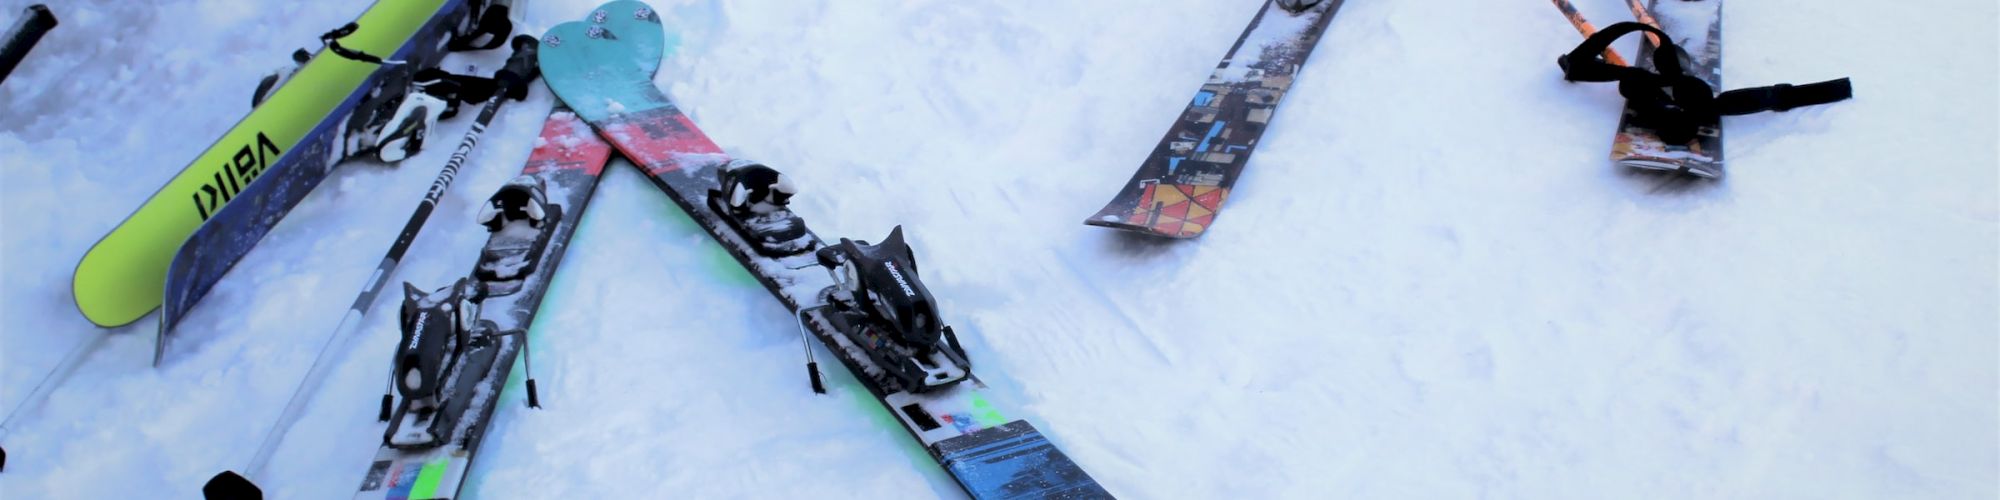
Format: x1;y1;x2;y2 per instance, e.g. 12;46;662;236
1609;0;1725;178
199;33;542;499
538;10;1111;499
1083;0;1344;238
73;0;490;329
0;4;56;85
1553;0;1850;179
331;108;610;500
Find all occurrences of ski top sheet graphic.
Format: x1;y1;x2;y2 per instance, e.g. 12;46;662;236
348;108;615;500
155;0;482;365
1084;0;1343;238
537;13;1111;499
72;0;459;328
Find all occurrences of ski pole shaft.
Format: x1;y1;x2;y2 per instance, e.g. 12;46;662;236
0;4;57;84
0;330;106;472
1546;0;1627;66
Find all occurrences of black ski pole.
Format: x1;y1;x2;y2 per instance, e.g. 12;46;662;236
0;4;57;85
203;34;540;499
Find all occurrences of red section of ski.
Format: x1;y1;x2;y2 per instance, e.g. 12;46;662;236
524;111;615;176
597;106;727;176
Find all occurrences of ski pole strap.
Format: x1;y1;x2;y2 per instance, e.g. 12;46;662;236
1558;22;1853;144
1556;22;1665;82
411;36;540;106
447;3;514;52
1716;78;1854;114
321;22;400;65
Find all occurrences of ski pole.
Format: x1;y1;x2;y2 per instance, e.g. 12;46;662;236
1547;0;1627;66
0;4;57;85
1621;0;1665;46
215;34;540;489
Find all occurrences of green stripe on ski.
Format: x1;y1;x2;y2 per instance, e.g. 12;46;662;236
71;0;450;327
969;393;1007;427
412;458;450;497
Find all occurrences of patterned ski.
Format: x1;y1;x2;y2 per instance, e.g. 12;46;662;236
1084;0;1344;238
1609;0;1724;177
538;13;1111;499
350;108;615;500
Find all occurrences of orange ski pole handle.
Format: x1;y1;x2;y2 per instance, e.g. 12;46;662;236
1549;0;1628;66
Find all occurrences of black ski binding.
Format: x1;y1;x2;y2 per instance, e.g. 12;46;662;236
476;175;563;288
382;278;487;449
811;226;971;392
707;160;815;257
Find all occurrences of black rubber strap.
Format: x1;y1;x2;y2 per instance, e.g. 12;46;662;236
447;4;514;52
1716;78;1854;114
1558;22;1671;82
321;22;393;65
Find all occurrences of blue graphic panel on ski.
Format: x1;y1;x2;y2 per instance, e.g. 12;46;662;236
1083;0;1344;238
156;0;475;364
538;14;1111;499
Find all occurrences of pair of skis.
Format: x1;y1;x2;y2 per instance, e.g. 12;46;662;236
72;0;488;332
3;0;512;480
533;4;1110;499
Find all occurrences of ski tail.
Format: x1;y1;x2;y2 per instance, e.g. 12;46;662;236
1082;0;1344;238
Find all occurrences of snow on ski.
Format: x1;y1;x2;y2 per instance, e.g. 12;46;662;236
1083;0;1344;238
537;9;1111;499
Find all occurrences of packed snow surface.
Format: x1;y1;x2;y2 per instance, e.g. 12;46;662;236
2;0;1995;498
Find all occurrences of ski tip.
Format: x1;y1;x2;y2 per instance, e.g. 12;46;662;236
1081;218;1207;239
2;443;8;472
202;470;262;500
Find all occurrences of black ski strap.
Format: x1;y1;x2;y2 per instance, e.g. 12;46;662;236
321;23;398;65
447;2;514;52
408;67;531;113
1558;22;1853;144
1716;80;1855;114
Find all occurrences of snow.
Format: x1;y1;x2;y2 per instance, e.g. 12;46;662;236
2;0;1995;498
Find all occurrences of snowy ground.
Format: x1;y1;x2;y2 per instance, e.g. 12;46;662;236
2;0;1995;498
